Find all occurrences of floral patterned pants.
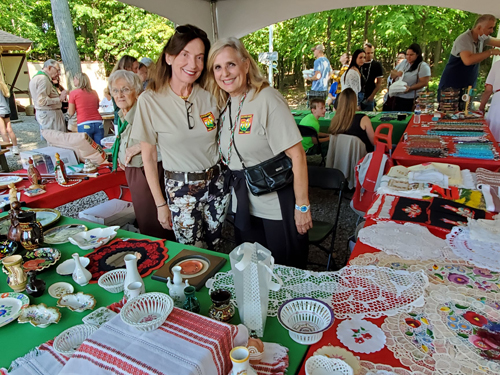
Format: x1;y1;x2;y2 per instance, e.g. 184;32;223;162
165;172;229;250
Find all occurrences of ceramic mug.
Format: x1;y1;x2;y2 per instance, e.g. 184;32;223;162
126;281;144;299
230;346;251;375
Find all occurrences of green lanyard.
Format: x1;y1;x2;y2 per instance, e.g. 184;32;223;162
34;71;56;87
111;116;129;171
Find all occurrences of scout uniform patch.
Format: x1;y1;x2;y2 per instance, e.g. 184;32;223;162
200;112;216;132
239;114;253;134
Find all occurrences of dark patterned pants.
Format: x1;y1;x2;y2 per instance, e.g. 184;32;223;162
165;172;229;250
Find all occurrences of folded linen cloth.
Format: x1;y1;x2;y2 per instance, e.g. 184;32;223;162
476;168;500;193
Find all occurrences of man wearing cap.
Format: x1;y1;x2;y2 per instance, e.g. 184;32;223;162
439;14;500;92
360;42;384;111
306;44;331;101
29;59;67;134
138;57;153;90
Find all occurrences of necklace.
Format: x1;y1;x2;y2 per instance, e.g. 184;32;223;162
360;61;372;87
218;93;247;166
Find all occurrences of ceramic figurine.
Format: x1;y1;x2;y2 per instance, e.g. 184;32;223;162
182;285;200;313
209;289;235;322
229;346;257;375
123;253;144;300
82;159;97;173
27;158;44;189
2;254;27;292
167;265;189;307
72;253;92;286
18;211;43;250
25;270;46;297
247;331;265;365
7;184;22;242
54;153;68;185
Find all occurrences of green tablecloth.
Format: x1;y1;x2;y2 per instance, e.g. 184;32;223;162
0;215;307;373
292;110;411;144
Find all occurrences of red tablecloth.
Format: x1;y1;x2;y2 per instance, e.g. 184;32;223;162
392;115;500;171
297;219;452;375
10;166;130;209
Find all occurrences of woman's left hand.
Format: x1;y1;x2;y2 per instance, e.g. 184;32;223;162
295;210;313;235
124;144;142;165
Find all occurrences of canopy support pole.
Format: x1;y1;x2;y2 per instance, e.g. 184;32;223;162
210;1;219;41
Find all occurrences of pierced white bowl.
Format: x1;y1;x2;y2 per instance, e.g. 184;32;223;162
277;298;334;345
305;356;353;375
17;303;61;328
68;226;119;250
98;269;127;293
54;324;99;356
120;292;173;332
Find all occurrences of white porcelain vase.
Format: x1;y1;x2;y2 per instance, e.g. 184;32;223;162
166;265;189;307
123;254;144;300
72;253;92;286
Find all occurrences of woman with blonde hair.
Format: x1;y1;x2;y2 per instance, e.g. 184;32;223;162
0;82;19;155
68;72;104;144
206;37;312;267
329;88;374;153
131;25;228;249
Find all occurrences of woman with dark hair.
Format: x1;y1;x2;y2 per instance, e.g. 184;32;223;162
131;25;228;249
340;49;365;103
329;88;375;153
384;43;431;111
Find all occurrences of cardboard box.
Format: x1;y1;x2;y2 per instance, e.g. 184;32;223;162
20;147;78;174
78;199;136;227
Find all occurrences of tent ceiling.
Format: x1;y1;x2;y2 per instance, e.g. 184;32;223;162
121;0;500;39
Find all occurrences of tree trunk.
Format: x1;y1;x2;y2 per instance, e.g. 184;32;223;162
346;17;352;54
51;0;81;89
433;39;442;76
326;14;332;60
364;9;370;43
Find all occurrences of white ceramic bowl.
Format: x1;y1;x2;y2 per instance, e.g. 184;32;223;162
68;226;119;250
120;292;173;332
48;282;74;298
305;356;353;375
98;269;127;293
57;292;96;312
56;257;90;276
277;298;334;345
54;324;99;356
18;303;61;328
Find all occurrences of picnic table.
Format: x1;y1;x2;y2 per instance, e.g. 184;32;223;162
292;110;411;145
0;215;307;374
393;114;500;171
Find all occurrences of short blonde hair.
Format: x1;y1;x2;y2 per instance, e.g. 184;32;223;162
0;82;9;98
206;37;269;109
74;73;92;92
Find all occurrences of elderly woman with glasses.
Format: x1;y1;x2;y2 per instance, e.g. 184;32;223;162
109;70;175;240
131;25;228;249
206;37;312;267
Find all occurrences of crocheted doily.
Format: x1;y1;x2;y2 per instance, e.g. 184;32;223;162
337;318;386;354
382;284;500;375
359;360;427;375
446;226;500;272
207;265;428;319
358;221;458;261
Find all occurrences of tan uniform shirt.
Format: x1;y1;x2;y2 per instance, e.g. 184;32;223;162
131;84;219;172
29;73;62;110
219;87;302;220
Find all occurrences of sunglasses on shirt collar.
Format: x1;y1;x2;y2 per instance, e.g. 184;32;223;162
185;100;194;130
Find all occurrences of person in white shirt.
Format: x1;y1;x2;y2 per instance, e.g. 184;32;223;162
99;88;114;113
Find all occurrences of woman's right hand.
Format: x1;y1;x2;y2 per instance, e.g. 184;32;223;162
157;204;172;230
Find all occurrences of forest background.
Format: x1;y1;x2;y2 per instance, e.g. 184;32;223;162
0;0;491;96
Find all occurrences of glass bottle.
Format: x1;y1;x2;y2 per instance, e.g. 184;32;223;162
182;285;200;313
25;270;46;297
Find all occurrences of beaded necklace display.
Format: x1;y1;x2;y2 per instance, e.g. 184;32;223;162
218;92;247;166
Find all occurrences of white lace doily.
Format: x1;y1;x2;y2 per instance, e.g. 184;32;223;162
337;318;386;354
358;222;457;261
382;284;500;375
468;215;500;244
359;360;427;375
207;265;428;320
446;226;500;271
350;253;415;268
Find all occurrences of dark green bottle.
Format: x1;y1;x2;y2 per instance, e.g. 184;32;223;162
182;285;200;313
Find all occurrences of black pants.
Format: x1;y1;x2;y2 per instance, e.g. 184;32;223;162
393;97;415;112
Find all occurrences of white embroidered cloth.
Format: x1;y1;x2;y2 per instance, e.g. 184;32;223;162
358;221;457;261
446;226;500;271
468;215;500;244
208;265;428;320
336;318;386;354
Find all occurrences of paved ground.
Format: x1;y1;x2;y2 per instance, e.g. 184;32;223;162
12;113;358;270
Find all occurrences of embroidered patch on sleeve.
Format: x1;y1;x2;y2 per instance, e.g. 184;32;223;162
239;114;253;134
200;112;216;132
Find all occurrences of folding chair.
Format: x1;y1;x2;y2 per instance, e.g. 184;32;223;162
307;166;346;270
298;125;325;166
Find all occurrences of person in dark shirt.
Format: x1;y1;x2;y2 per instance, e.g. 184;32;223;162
329;88;375;153
359;42;384;111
